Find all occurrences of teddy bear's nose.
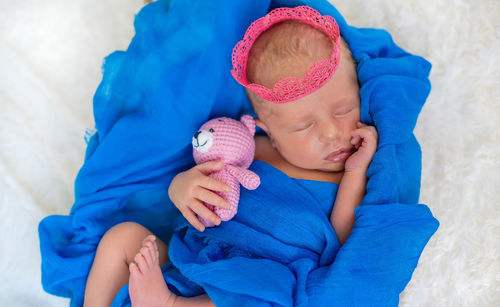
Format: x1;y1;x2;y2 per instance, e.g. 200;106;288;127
193;131;201;139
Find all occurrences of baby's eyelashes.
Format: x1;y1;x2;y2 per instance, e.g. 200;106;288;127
334;108;353;116
297;123;313;131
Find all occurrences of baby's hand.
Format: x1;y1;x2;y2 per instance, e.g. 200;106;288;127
345;122;378;173
168;161;232;232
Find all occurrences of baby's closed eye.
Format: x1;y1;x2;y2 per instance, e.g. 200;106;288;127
292;122;314;132
334;107;353;116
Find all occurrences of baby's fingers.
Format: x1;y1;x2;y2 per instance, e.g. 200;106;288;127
352;125;378;142
189;198;221;226
193;186;230;209
351;134;362;149
199;176;232;194
195;160;225;175
181;208;206;232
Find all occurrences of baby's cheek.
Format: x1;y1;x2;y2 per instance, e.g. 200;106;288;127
351;108;361;124
344;116;359;133
295;137;319;161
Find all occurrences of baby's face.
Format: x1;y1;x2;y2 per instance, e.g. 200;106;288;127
256;56;360;172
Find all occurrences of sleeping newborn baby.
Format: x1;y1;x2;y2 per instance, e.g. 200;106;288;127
83;6;378;307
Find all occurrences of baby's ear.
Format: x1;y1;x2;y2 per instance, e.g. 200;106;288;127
254;118;268;134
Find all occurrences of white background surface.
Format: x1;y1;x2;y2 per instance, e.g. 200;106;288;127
1;0;499;306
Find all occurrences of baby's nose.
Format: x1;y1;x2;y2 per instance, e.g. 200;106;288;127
320;121;342;142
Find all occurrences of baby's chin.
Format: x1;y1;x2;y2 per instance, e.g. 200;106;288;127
317;164;345;173
296;161;345;173
318;159;348;172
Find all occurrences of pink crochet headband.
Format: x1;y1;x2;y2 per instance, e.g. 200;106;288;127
231;6;341;104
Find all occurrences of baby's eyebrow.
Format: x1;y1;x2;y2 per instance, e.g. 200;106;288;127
286;116;314;129
292;112;314;121
289;116;312;124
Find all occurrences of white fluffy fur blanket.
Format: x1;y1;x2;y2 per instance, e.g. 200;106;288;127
0;0;498;306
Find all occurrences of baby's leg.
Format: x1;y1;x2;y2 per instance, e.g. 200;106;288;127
83;222;169;307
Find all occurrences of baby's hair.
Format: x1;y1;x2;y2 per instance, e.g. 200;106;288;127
246;20;355;119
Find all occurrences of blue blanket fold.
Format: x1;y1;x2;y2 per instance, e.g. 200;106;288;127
38;0;439;306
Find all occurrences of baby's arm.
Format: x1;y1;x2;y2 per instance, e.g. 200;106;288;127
329;122;378;245
329;170;367;245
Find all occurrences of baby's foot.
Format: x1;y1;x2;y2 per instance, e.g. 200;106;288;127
129;235;176;307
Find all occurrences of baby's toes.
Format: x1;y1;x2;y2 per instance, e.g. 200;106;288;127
139;245;155;270
129;262;140;276
142;241;156;265
142;234;156;246
134;251;147;273
142;234;155;244
149;240;160;264
144;241;159;266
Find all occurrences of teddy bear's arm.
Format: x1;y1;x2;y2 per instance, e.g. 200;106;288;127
225;165;260;190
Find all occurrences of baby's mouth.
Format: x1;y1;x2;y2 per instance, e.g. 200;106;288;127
325;148;354;163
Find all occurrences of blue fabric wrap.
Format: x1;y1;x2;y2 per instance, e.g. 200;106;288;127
38;0;439;306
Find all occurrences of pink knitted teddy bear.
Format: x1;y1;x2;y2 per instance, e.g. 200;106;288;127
192;115;260;227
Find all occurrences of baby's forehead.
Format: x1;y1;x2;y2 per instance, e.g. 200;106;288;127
263;79;357;118
264;99;321;120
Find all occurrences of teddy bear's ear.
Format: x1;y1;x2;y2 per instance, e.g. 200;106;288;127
240;115;256;136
